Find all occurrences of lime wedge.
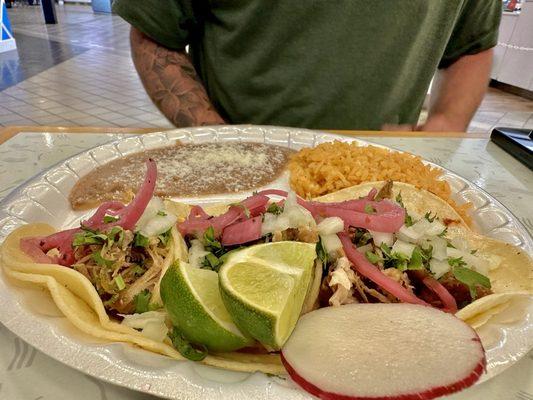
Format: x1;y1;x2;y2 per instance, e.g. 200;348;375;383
160;260;253;352
218;242;317;350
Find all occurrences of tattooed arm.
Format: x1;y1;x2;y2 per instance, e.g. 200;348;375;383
130;27;225;127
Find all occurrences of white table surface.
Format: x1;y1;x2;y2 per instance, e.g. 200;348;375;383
0;131;531;400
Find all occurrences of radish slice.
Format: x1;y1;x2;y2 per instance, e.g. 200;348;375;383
281;304;486;400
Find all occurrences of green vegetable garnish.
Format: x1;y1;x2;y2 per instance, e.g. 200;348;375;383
168;328;208;361
316;237;329;265
158;229;172;247
266;203;283;215
407;247;424;270
133;232;150;248
424;212;437;223
448;257;467;268
133;289;151;313
107;227;124;247
114;274;126;290
452;266;491;299
91;251;114;267
72;230;108;247
131;265;145;276
157;210;167;216
380;243;409;271
364;204;376;214
438;227;448;238
404;214;414;227
103;215;119;223
365;251;382;265
202;252;222;272
395;192;405;208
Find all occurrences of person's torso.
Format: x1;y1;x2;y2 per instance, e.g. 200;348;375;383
191;0;466;130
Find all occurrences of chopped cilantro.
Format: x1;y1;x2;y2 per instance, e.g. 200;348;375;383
438;227;448;238
133;290;151;313
91;251;114;267
156;210;167;216
72;230;107;247
364;204;376;214
203;226;226;256
424;212;437;223
448;257;467;268
114;274;126;290
133;232;150;248
407;247;424;270
266;203;283;215
395;192;405;208
103;215;119;223
404;214;414;227
107;227;124;247
168;328;207;361
452;266;491;299
380;243;409;271
365;251;382;265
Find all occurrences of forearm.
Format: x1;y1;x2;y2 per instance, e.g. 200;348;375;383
130;27;225;127
424;49;493;132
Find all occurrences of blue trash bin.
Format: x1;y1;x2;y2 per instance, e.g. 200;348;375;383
92;0;113;13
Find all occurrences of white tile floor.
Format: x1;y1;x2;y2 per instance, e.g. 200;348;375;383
1;5;173;129
1;4;532;132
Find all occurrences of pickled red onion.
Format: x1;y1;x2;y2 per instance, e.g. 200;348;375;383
221;216;262;246
339;233;429;306
21;159;157;266
178;194;269;237
421;275;458;313
82;201;125;229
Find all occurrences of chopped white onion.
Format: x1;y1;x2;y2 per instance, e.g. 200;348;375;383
136;197;177;237
140;213;178;237
120;311;168;342
136;197;164;230
261;191;315;235
317;217;344;236
411;218;432;235
450;237;468;251
321;233;343;255
429;259;451;279
397;225;423;243
369;230;394;247
356;243;373;254
391;240;416;258
189;239;209;268
425;220;447;236
428;237;448;261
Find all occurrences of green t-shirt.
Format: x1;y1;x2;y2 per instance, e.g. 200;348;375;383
113;0;501;130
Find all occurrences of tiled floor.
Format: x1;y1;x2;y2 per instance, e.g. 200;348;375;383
0;4;532;132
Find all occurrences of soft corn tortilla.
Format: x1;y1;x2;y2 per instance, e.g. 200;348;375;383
1;182;531;374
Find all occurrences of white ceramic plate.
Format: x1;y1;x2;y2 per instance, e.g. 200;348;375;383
0;126;531;400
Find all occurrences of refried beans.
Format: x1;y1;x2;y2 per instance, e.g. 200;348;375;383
69;142;293;210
